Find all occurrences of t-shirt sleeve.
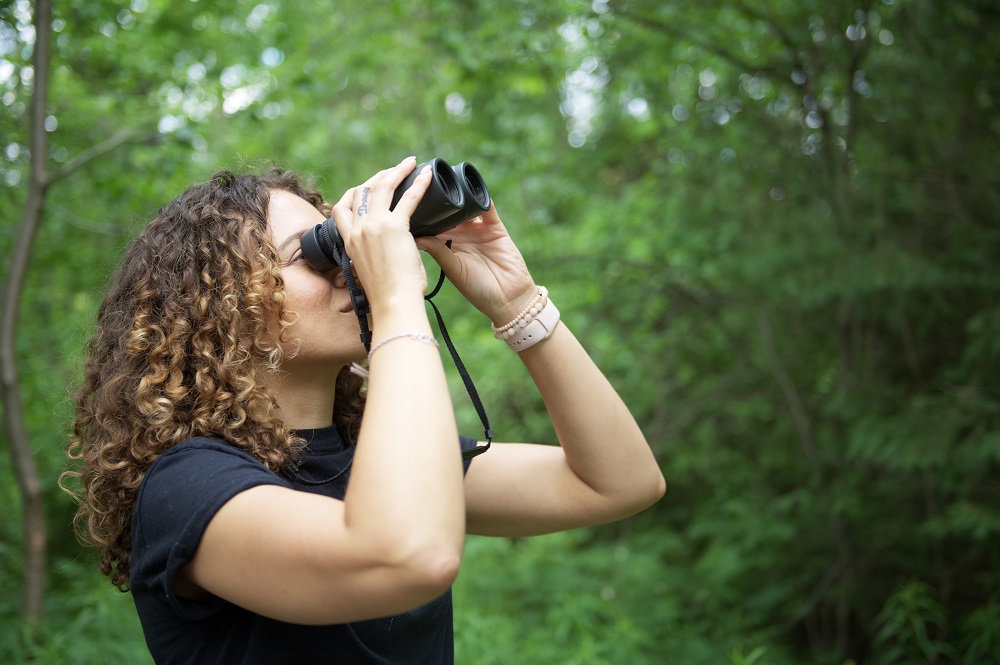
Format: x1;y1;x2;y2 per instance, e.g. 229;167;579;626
460;434;482;474
130;438;293;620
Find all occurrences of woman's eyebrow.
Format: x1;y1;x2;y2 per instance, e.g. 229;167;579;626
277;233;301;256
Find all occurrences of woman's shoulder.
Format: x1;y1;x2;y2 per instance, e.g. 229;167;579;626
132;437;294;568
139;437;290;507
158;435;257;458
130;437;291;613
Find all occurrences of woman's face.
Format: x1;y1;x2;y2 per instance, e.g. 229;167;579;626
266;189;366;369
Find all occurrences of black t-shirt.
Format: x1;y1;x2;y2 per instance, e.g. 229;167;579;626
130;426;479;664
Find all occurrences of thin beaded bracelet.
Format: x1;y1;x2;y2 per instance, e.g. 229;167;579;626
500;297;561;351
368;332;439;358
492;286;548;340
494;291;549;340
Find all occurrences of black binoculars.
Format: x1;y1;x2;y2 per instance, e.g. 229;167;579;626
300;157;490;272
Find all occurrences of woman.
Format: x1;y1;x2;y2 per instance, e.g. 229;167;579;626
65;156;665;664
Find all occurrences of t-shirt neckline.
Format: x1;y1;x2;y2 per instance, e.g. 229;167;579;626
292;424;347;454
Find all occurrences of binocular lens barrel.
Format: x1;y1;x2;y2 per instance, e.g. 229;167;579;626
392;158;464;234
300;156;490;271
457;162;490;210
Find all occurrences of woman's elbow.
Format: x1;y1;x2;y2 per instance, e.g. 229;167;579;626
391;540;463;599
414;545;463;593
653;467;667;501
620;467;666;517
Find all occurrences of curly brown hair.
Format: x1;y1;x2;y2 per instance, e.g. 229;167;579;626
63;168;365;590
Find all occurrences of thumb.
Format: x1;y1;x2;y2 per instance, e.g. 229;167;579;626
416;236;462;280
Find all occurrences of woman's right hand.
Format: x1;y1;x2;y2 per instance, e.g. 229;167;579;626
330;156;434;315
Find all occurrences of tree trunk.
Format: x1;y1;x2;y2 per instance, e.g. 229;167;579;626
0;0;52;642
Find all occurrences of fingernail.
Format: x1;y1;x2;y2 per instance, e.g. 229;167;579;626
402;155;416;163
420;165;431;175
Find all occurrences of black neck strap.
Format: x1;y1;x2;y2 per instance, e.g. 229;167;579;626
326;232;373;350
424;253;493;458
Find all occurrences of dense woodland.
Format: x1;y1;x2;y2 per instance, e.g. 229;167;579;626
2;1;999;663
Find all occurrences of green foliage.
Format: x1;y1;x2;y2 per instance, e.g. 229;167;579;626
959;600;1000;665
0;551;151;664
2;0;999;662
455;530;709;665
873;579;955;665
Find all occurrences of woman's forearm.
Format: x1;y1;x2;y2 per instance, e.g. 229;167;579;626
518;322;666;510
343;298;465;561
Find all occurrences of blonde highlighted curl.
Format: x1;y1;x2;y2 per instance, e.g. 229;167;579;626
63;169;365;590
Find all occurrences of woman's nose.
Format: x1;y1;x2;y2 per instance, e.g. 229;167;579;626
330;267;348;289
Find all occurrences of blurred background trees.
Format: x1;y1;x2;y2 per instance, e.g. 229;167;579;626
1;0;997;662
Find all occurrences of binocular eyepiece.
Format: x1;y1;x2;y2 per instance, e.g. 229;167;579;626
300;157;490;272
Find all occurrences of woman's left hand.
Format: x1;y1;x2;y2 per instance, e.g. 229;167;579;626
415;204;538;326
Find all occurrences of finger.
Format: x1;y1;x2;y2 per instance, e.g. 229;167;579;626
358;157;414;198
352;183;374;219
440;205;509;247
390;164;434;219
331;186;357;240
335;185;357;209
480;202;505;227
353;164;432;232
415;235;461;279
352;166;394;217
366;156;421;212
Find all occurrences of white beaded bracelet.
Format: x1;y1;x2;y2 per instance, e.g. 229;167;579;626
495;296;560;352
492;287;548;339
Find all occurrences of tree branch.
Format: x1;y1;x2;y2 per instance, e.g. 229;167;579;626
615;9;778;76
735;0;802;59
50;128;139;183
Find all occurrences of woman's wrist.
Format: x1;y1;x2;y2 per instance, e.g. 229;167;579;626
486;283;541;328
492;288;560;352
369;287;428;320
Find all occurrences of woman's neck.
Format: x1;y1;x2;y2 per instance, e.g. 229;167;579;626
261;364;342;429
